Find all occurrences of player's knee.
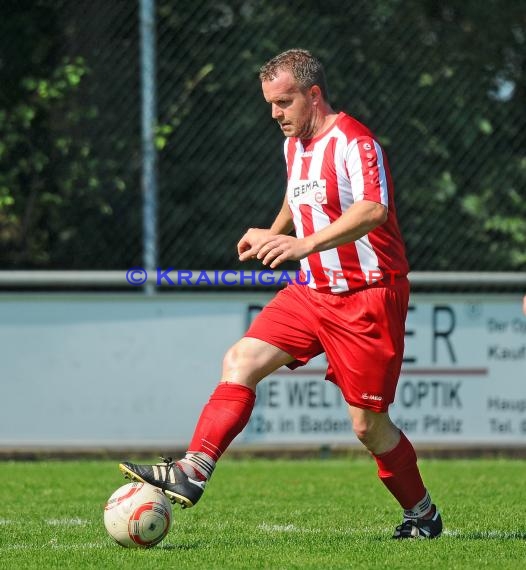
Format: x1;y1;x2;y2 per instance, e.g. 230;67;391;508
352;417;374;444
222;338;292;388
222;341;258;374
352;413;386;448
351;410;400;453
223;343;244;371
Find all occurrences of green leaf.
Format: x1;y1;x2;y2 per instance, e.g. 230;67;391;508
418;73;434;87
477;118;493;135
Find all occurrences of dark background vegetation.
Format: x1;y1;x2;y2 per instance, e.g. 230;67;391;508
1;0;524;271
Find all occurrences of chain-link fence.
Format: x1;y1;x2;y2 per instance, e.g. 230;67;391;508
1;0;525;272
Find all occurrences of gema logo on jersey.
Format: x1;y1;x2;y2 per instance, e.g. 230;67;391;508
288;179;327;207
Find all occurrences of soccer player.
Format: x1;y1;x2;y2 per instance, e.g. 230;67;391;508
120;49;443;539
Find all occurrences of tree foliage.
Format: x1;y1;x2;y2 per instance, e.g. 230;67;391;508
0;0;140;269
0;0;524;271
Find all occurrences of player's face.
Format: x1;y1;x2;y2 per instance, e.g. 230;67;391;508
261;70;317;138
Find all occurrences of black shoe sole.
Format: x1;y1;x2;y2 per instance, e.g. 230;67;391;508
118;463;194;509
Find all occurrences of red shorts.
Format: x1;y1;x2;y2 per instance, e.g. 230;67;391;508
245;279;409;412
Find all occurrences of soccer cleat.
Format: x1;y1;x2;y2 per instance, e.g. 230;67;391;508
392;505;443;539
119;456;206;509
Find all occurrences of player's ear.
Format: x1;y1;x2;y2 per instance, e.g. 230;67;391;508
311;85;321;105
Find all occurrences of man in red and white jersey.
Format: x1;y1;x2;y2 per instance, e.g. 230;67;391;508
119;49;442;539
278;104;409;295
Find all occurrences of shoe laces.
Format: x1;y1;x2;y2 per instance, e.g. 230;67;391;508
395;518;422;538
158;455;176;486
396;518;417;532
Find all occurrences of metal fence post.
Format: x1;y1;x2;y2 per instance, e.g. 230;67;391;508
140;0;158;295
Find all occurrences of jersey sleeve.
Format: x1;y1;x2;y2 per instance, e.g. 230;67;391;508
345;136;389;207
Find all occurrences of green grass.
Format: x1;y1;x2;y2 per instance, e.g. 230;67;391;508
1;458;525;569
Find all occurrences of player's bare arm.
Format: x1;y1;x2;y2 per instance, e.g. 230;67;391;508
238;195;293;261
256;200;387;268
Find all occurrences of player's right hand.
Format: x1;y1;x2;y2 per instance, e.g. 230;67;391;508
237;228;274;261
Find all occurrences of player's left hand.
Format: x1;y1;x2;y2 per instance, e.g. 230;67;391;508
256;235;313;268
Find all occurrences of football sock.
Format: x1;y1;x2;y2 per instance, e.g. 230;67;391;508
183;382;256;480
404;491;433;519
373;431;430;512
177;453;215;481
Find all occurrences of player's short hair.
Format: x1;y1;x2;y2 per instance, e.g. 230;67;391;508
259;49;329;100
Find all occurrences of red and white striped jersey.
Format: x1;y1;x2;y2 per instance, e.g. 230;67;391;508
284;112;409;294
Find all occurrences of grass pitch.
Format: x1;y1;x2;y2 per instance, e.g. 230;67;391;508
1;457;525;569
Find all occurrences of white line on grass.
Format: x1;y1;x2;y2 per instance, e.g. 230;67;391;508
45;518;89;526
258;523;525;540
1;542;108;551
257;522;366;535
443;529;526;539
257;523;301;532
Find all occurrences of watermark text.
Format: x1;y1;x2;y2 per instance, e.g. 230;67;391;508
125;267;401;287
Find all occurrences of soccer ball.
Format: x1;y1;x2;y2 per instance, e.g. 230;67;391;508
104;482;172;548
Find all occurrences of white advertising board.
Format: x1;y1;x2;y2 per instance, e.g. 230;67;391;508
0;293;524;449
241;296;526;446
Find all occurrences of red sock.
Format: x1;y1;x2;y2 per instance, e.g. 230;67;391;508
373;431;427;510
188;382;256;461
